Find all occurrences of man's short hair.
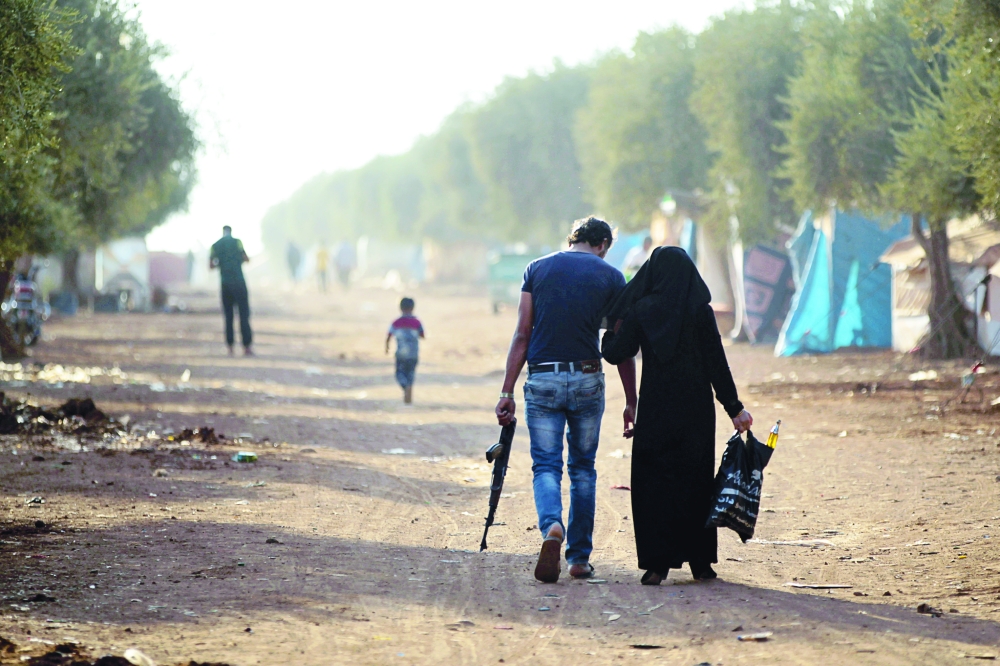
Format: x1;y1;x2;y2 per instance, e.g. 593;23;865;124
400;297;415;311
567;216;615;248
222;225;232;233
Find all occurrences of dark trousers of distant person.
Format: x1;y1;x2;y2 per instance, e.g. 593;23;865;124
221;280;253;348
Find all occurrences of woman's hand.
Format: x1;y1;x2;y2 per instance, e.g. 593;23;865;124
732;409;752;433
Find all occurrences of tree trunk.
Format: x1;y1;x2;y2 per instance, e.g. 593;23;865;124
0;263;25;361
912;215;974;359
62;248;79;294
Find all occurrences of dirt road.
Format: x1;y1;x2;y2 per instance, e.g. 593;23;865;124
0;284;999;665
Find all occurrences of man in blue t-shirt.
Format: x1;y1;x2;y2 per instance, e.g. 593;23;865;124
496;216;637;583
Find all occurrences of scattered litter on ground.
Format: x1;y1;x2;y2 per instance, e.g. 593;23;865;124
587;579;607;584
607;449;630;459
0;361;128;385
231;451;257;463
917;603;943;617
610;484;631;491
737;632;773;642
445;620;475;631
606;614;620;622
175;427;225;445
630;645;664;650
123;647;156;666
382;448;416;455
908;370;938;382
785;583;852;589
749;538;835;548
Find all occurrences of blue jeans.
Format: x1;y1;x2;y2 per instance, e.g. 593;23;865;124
524;370;605;564
396;357;417;388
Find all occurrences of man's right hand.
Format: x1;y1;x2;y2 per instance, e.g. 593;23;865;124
496;398;516;426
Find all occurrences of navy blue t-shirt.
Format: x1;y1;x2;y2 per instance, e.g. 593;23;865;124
522;251;626;364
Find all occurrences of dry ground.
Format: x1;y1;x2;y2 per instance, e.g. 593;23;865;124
0;283;999;665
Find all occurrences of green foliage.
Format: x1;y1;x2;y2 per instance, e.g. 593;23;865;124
0;0;76;261
881;63;979;225
0;0;196;263
910;0;1000;214
51;0;197;246
576;28;709;230
465;64;590;242
781;0;940;217
691;1;806;245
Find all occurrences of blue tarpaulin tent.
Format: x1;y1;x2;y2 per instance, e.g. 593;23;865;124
775;210;910;356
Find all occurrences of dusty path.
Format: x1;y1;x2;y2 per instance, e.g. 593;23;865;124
0;284;998;664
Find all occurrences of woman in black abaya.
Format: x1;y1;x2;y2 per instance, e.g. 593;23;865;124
602;247;752;584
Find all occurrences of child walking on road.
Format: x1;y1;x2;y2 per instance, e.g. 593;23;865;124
386;297;424;404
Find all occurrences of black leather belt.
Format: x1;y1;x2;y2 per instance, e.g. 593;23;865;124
528;360;602;375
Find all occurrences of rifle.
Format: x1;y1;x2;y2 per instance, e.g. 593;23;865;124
479;418;516;552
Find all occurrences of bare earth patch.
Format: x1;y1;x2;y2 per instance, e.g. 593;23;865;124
0;284;997;664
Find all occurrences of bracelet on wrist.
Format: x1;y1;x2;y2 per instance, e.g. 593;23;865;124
499;392;515;400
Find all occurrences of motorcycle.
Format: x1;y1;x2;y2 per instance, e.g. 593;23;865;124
1;267;50;347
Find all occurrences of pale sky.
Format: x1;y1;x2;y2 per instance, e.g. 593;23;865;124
141;1;743;255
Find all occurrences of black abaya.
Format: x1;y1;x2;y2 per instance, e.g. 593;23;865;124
601;249;743;573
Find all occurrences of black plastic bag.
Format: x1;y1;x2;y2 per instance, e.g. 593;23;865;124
706;429;774;542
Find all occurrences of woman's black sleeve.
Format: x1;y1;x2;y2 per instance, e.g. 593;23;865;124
696;304;744;418
601;314;641;365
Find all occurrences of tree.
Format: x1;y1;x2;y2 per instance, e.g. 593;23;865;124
906;0;1000;214
882;72;980;357
464;63;591;243
691;1;807;245
0;0;196;356
0;0;76;357
0;0;75;262
575;28;709;229
51;0;197;291
783;0;977;358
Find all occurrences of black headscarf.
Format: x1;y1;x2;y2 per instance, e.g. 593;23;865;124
604;246;712;363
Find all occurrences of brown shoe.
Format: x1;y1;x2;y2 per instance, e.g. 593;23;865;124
534;523;563;583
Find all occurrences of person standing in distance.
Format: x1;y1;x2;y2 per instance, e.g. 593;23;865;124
210;226;254;356
496;216;637;583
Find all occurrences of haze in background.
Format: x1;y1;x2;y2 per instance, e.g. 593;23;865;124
141;0;741;255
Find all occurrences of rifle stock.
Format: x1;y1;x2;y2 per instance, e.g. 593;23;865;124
480;418;516;551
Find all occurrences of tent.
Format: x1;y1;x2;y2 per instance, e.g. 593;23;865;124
741;245;794;343
879;216;1000;353
775;210;910;356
